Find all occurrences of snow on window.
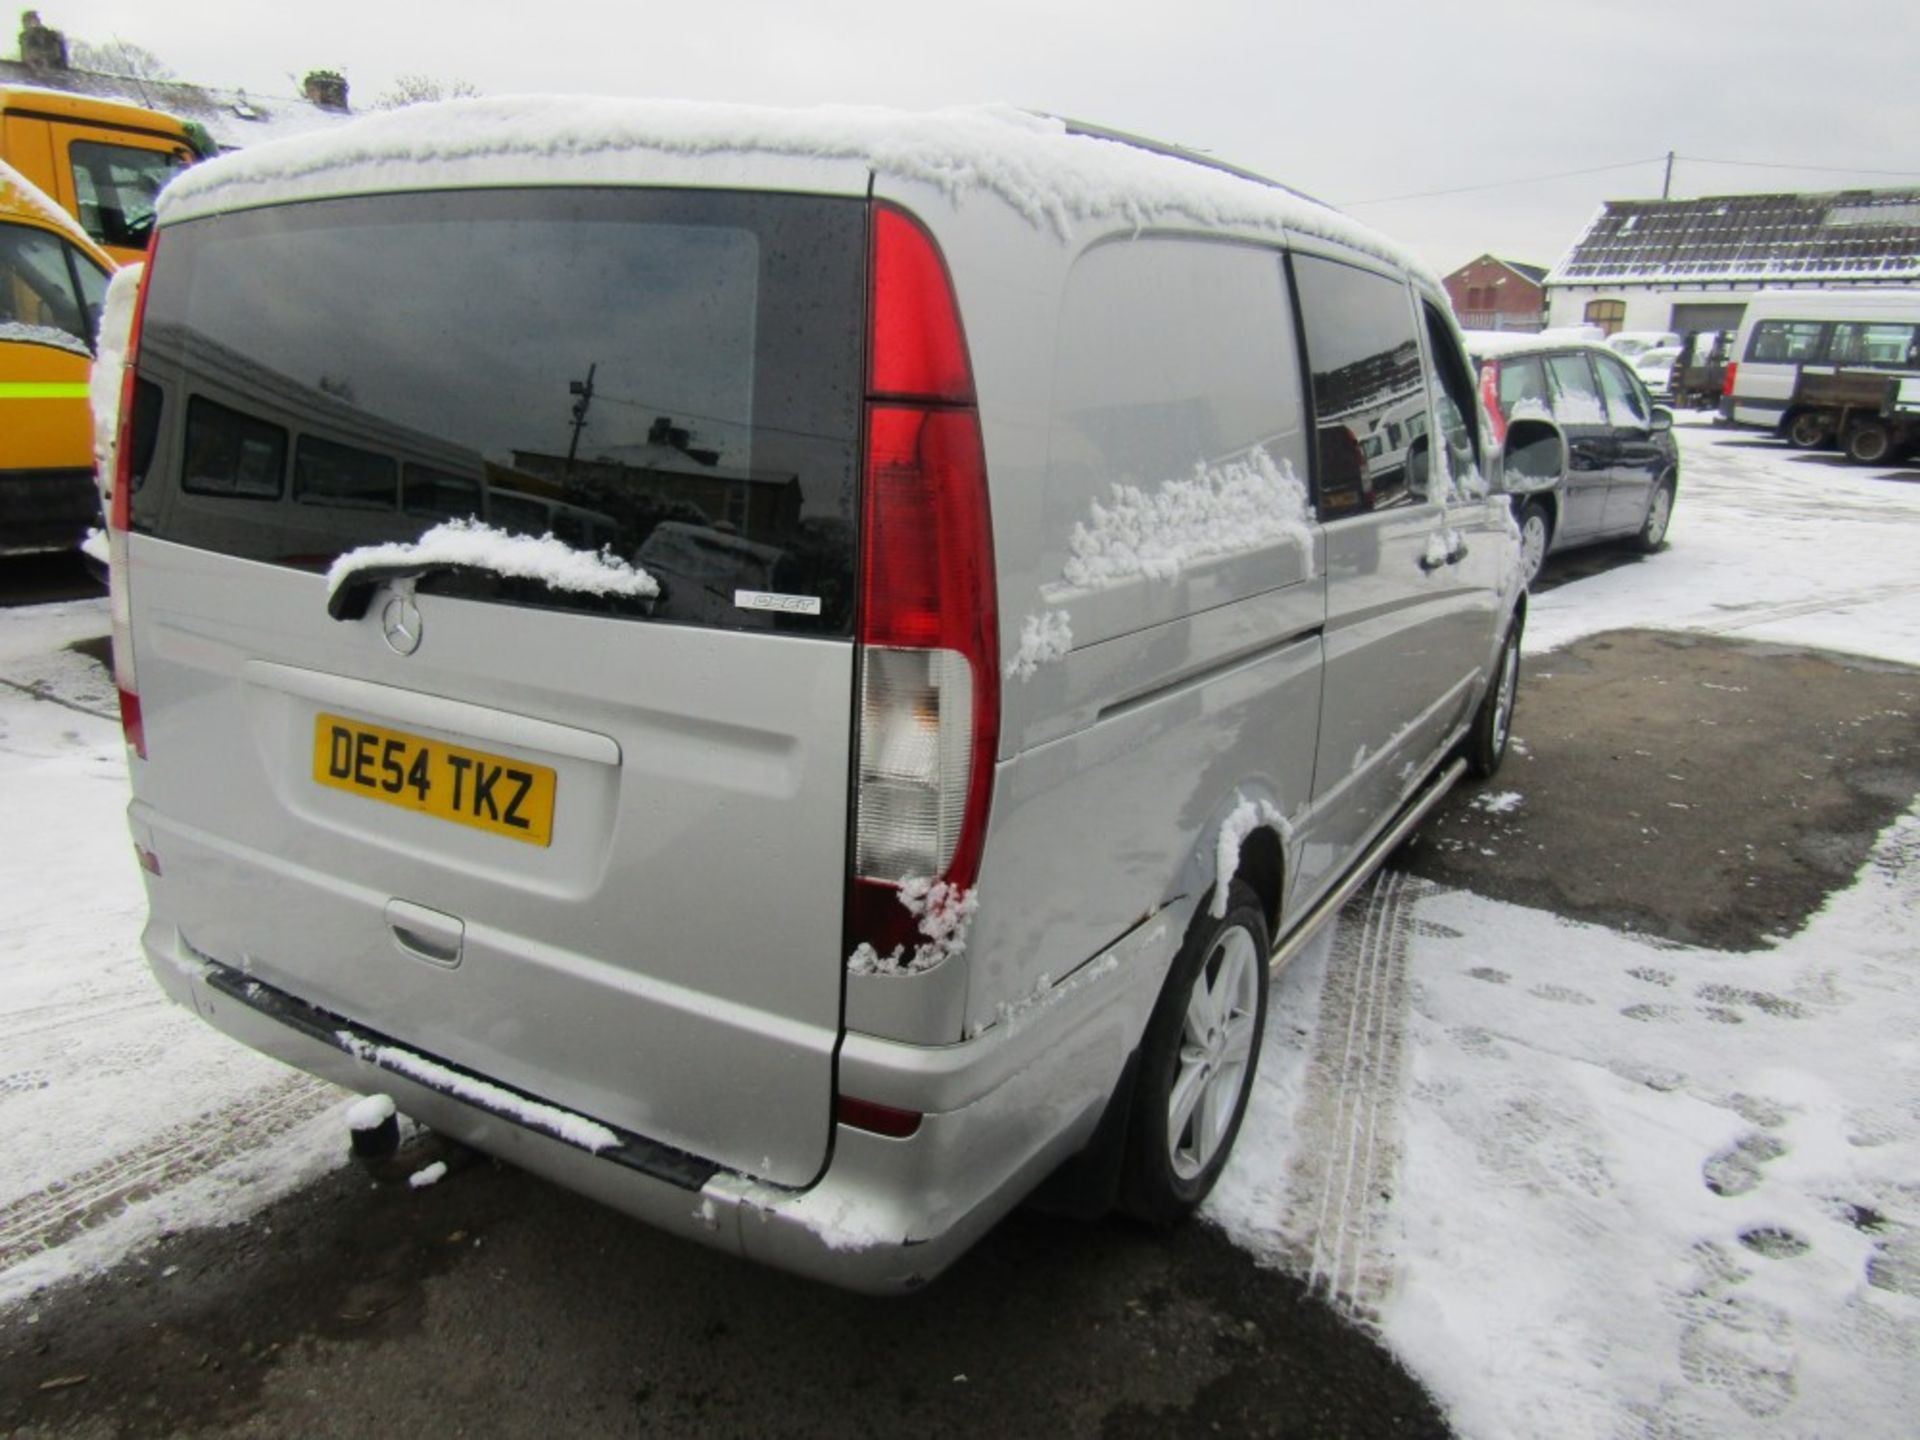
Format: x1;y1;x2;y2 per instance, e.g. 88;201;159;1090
1213;795;1294;917
155;98;1435;284
1004;609;1072;681
1054;446;1313;595
847;877;980;976
1;320;90;358
338;1033;620;1153
88;263;144;495
324;517;659;606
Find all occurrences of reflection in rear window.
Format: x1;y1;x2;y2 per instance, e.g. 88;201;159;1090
133;188;867;634
182;396;285;499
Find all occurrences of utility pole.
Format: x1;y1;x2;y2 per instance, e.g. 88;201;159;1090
1662;151;1675;201
565;363;597;472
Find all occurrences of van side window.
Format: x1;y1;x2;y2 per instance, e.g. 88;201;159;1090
1292;254;1426;517
295;435;400;510
0;222;91;349
183;396;287;499
67;140;186;251
1747;320;1827;364
1419;301;1482;494
1829;321;1920;370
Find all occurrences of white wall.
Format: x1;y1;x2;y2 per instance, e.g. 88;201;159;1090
1545;284;1769;332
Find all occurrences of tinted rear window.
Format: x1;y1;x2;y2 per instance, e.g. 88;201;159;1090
133;188;868;634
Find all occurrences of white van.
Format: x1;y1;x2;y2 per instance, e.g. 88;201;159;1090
1721;288;1920;443
108;99;1531;1292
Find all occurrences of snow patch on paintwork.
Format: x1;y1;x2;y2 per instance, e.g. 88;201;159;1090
0;321;89;358
87;264;144;499
1004;609;1072;681
324;518;658;606
1213;795;1295;917
1053;447;1314;594
966;951;1127;1042
847;879;979;976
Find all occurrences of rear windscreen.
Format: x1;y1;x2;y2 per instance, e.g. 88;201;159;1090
132;188;868;634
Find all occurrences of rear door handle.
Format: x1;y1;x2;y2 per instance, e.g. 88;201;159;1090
386;898;464;967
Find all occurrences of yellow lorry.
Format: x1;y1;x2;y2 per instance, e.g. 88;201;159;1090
1;157;116;553
0;86;197;264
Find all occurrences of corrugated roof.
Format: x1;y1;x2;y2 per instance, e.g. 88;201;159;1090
0;61;357;150
1547;189;1920;287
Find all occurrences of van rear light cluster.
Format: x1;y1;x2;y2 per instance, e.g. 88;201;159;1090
1722;361;1739;397
1479;358;1507;447
107;250;158;760
847;205;999;967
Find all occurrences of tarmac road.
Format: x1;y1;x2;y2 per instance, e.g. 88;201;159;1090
3;565;1917;1438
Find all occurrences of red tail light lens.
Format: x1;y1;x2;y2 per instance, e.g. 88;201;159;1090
847;205;999;970
107;252;158;760
1480;358;1507;447
836;1094;923;1139
1722;361;1738;397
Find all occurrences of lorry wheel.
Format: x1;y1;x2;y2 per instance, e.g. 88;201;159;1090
1119;880;1268;1225
1466;622;1520;779
1787;412;1831;449
1845;420;1893;465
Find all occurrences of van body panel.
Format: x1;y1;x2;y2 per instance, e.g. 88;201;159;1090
1725;287;1920;430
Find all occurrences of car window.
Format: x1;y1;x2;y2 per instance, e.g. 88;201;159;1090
68;139;188;250
1496;355;1551;418
1593;355;1650;425
1829;321;1920;370
0;221;92;350
1293;253;1427;515
1545;353;1607;425
1747;320;1827;364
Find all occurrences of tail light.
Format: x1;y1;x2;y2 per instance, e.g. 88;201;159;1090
1479;358;1507;447
107;248;158;759
1722;361;1738;397
846;204;999;966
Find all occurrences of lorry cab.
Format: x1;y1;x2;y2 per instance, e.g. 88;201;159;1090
0;86;198;264
0;157;115;553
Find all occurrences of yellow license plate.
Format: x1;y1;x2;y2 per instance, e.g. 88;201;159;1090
312;712;556;846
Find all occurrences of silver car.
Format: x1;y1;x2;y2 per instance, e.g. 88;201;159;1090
107;99;1529;1292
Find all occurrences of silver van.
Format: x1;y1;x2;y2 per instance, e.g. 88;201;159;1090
107;100;1530;1292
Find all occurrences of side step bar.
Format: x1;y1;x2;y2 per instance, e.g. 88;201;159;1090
1269;757;1467;975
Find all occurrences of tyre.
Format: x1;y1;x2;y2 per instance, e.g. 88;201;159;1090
1845;419;1893;465
1465;621;1520;779
1634;479;1675;553
1516;501;1551;589
1786;411;1831;449
1119;880;1269;1224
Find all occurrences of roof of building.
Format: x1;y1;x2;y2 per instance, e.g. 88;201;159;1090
1500;258;1548;285
0;61;357;150
1548;189;1920;288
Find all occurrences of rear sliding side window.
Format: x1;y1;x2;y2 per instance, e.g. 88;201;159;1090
132;188;868;634
1747;320;1827;364
1292;254;1427;517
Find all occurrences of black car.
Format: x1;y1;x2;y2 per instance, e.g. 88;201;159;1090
1467;334;1680;587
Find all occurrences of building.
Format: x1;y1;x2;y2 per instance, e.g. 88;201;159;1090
5;11;358;150
1442;255;1547;332
1544;188;1920;339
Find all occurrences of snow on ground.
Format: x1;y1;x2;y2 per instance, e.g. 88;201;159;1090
0;601;354;1311
1209;420;1920;1436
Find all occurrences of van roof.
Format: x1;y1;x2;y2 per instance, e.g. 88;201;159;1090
155;95;1433;282
0;82;193;141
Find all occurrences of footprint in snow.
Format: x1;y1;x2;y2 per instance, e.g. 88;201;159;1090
1739;1226;1811;1260
1621;1002;1679;1023
1704;1133;1787;1198
1528;983;1595;1006
1627;966;1675;987
1866;1226;1920;1298
1696;983;1806;1020
1466;966;1509;985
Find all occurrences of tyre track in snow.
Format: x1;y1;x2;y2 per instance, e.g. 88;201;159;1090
1286;867;1424;1322
0;1074;338;1273
1692;580;1920;635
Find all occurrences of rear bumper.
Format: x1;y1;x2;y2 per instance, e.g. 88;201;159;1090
0;468;96;553
141;907;1166;1294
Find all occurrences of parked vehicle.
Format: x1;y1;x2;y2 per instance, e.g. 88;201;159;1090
111;100;1534;1293
1670;329;1729;409
1720;288;1920;443
1;158;115;553
0;85;202;264
1632;344;1681;402
1468;331;1679;587
1605;330;1681;361
1783;368;1920;463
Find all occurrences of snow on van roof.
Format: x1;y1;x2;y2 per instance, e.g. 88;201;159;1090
0;157;95;246
156;95;1434;280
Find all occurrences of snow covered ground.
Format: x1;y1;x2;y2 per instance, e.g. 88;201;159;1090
0;420;1915;1435
1209;420;1920;1436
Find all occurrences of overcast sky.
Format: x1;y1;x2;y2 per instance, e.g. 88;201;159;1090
28;0;1920;273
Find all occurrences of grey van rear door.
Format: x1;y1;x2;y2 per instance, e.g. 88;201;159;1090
126;188;868;1186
